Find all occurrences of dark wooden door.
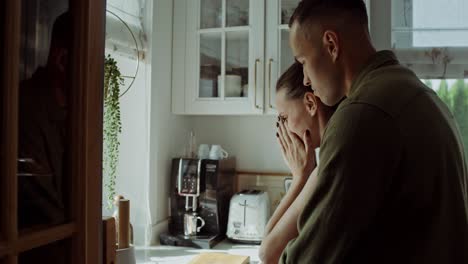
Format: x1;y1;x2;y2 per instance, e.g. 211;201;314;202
1;0;105;263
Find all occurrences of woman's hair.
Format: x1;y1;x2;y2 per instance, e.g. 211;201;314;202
276;62;343;111
276;62;310;100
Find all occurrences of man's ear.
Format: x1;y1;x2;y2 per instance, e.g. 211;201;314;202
304;92;317;116
322;30;339;62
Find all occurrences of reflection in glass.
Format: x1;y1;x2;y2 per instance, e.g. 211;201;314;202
225;31;248;97
281;0;300;25
199;33;222;98
226;0;249;27
280;29;294;75
18;0;70;230
200;0;222;29
422;79;468;158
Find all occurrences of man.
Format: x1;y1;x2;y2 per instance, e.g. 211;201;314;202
281;0;468;263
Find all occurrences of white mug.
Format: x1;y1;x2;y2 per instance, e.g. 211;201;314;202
218;75;242;97
184;212;205;236
209;145;229;160
198;144;210;159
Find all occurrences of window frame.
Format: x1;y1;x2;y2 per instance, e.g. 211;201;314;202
369;0;468;79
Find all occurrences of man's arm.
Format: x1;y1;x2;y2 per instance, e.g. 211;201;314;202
280;104;401;263
260;168;319;263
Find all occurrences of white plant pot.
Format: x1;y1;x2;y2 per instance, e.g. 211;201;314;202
116;246;136;264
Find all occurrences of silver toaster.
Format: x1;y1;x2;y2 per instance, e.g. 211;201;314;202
226;190;270;244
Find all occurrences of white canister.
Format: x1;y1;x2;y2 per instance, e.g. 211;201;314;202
218;75;242;97
197;144;211;159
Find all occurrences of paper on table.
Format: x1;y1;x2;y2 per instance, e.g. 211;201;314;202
189;252;249;264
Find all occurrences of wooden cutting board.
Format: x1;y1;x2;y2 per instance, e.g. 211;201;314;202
188;252;250;264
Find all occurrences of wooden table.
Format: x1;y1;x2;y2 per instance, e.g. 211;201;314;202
135;240;261;264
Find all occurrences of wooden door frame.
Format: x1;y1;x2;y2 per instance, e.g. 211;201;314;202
1;0;20;261
1;0;105;263
70;0;105;263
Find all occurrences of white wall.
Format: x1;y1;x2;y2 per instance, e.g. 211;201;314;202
147;0;193;244
103;0;195;246
192;116;289;173
107;51;151;246
103;0;151;246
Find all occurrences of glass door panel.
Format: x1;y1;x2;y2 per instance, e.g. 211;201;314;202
18;0;70;231
280;29;295;75
281;0;300;25
225;31;249;98
199;0;251;100
193;0;263;113
200;0;222;29
226;0;249;27
199;33;222;98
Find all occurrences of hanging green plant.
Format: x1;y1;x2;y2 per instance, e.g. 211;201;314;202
103;54;123;209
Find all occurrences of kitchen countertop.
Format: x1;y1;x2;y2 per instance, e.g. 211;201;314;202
135;240;261;264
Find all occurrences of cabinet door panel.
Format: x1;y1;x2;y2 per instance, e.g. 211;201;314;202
226;0;249;27
265;0;299;114
18;0;71;232
225;31;249;98
200;0;222;29
199;33;222;98
182;0;264;115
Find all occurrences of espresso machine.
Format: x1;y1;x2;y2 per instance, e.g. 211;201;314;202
159;157;235;249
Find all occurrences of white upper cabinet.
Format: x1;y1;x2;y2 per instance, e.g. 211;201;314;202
173;0;300;115
172;0;265;115
264;0;300;115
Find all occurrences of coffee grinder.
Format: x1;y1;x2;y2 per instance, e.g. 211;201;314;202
159;157;235;249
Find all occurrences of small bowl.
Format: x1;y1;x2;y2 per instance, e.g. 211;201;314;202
116;245;136;264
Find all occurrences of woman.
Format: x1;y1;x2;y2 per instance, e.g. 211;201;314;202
259;62;340;264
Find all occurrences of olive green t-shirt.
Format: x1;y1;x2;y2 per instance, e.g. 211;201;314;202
280;50;468;263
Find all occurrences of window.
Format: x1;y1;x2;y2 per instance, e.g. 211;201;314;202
392;0;468;48
423;79;468;158
371;0;468;157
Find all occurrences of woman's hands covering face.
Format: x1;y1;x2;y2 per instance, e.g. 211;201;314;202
277;119;316;180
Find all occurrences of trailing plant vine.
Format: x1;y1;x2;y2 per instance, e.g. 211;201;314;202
103;54;123;209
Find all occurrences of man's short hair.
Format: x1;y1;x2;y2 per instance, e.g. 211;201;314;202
50;12;71;49
289;0;368;30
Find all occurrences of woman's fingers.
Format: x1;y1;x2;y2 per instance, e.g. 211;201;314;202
277;131;287;154
289;128;305;149
279;120;292;146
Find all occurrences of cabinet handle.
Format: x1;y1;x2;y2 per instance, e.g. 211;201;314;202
254;59;262;109
268;58;275;109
